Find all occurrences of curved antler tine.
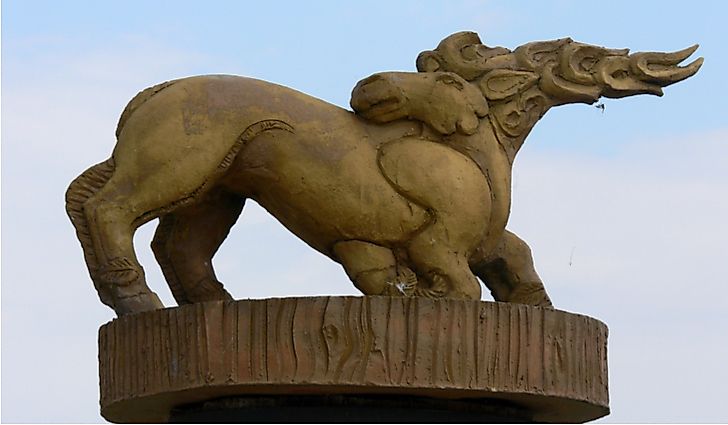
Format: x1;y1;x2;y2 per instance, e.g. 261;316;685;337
630;45;703;85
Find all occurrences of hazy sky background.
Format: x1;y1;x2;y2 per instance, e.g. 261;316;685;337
2;1;727;422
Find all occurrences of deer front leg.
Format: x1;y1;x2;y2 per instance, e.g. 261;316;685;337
333;240;418;296
471;230;553;307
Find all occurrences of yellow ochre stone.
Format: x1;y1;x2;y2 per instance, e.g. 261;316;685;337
66;31;702;316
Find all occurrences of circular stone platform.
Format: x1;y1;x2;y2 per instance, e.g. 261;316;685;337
98;296;609;423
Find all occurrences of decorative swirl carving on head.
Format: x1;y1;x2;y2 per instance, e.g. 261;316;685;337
355;31;703;149
417;32;702;108
416;31;515;81
537;41;629;104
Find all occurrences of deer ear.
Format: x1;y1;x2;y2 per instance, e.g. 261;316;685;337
416;51;443;72
429;72;488;136
478;69;539;100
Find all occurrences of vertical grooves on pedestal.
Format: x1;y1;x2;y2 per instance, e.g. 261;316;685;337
388;297;406;385
507;305;516;381
144;312;154;392
222;302;236;383
516;305;528;391
108;323;115;402
527;307;544;391
593;319;600;397
159;310;169;388
313;297;329;380
445;301;455;385
256;300;264;381
403;298;414;383
172;309;182;386
173;308;184;384
181;306;192;383
357;297;373;382
100;324;108;403
292;298;311;381
190;304;200;384
195;303;206;383
99;297;609;422
132;316;139;395
139;312;147;393
341;297;360;382
123;316;131;398
116;319;122;401
578;317;585;398
206;302;225;383
237;301;250;381
585;317;593;400
495;303;506;388
481;302;495;388
468;301;476;387
564;312;573;396
472;301;480;387
121;318;128;397
600;321;609;402
590;317;599;401
163;310;172;388
98;325;107;403
150;311;160;392
431;300;441;385
286;299;298;380
266;299;280;381
361;296;387;383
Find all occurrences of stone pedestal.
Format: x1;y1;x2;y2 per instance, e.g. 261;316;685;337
98;296;609;423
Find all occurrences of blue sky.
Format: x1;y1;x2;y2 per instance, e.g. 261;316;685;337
3;1;727;422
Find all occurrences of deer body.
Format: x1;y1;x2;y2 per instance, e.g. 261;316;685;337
67;32;701;316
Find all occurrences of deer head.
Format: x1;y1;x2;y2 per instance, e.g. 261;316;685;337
417;31;703;103
352;31;702;158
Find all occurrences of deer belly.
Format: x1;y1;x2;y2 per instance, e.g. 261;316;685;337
227;129;430;254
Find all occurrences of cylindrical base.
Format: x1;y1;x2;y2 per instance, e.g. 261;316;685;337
170;395;533;423
99;296;609;423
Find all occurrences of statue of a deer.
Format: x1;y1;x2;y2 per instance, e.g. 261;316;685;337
66;31;702;316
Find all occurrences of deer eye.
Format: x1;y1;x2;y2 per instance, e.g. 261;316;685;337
611;69;629;79
461;45;481;60
436;74;464;90
580;57;598;71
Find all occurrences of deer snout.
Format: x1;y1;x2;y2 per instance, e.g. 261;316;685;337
350;73;408;121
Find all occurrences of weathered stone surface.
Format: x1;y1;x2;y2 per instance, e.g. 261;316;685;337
66;32;702;317
99;297;609;423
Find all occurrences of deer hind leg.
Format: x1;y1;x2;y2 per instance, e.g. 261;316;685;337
152;190;243;304
81;158;219;315
83;182;164;315
66;159;118;308
471;230;553;307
